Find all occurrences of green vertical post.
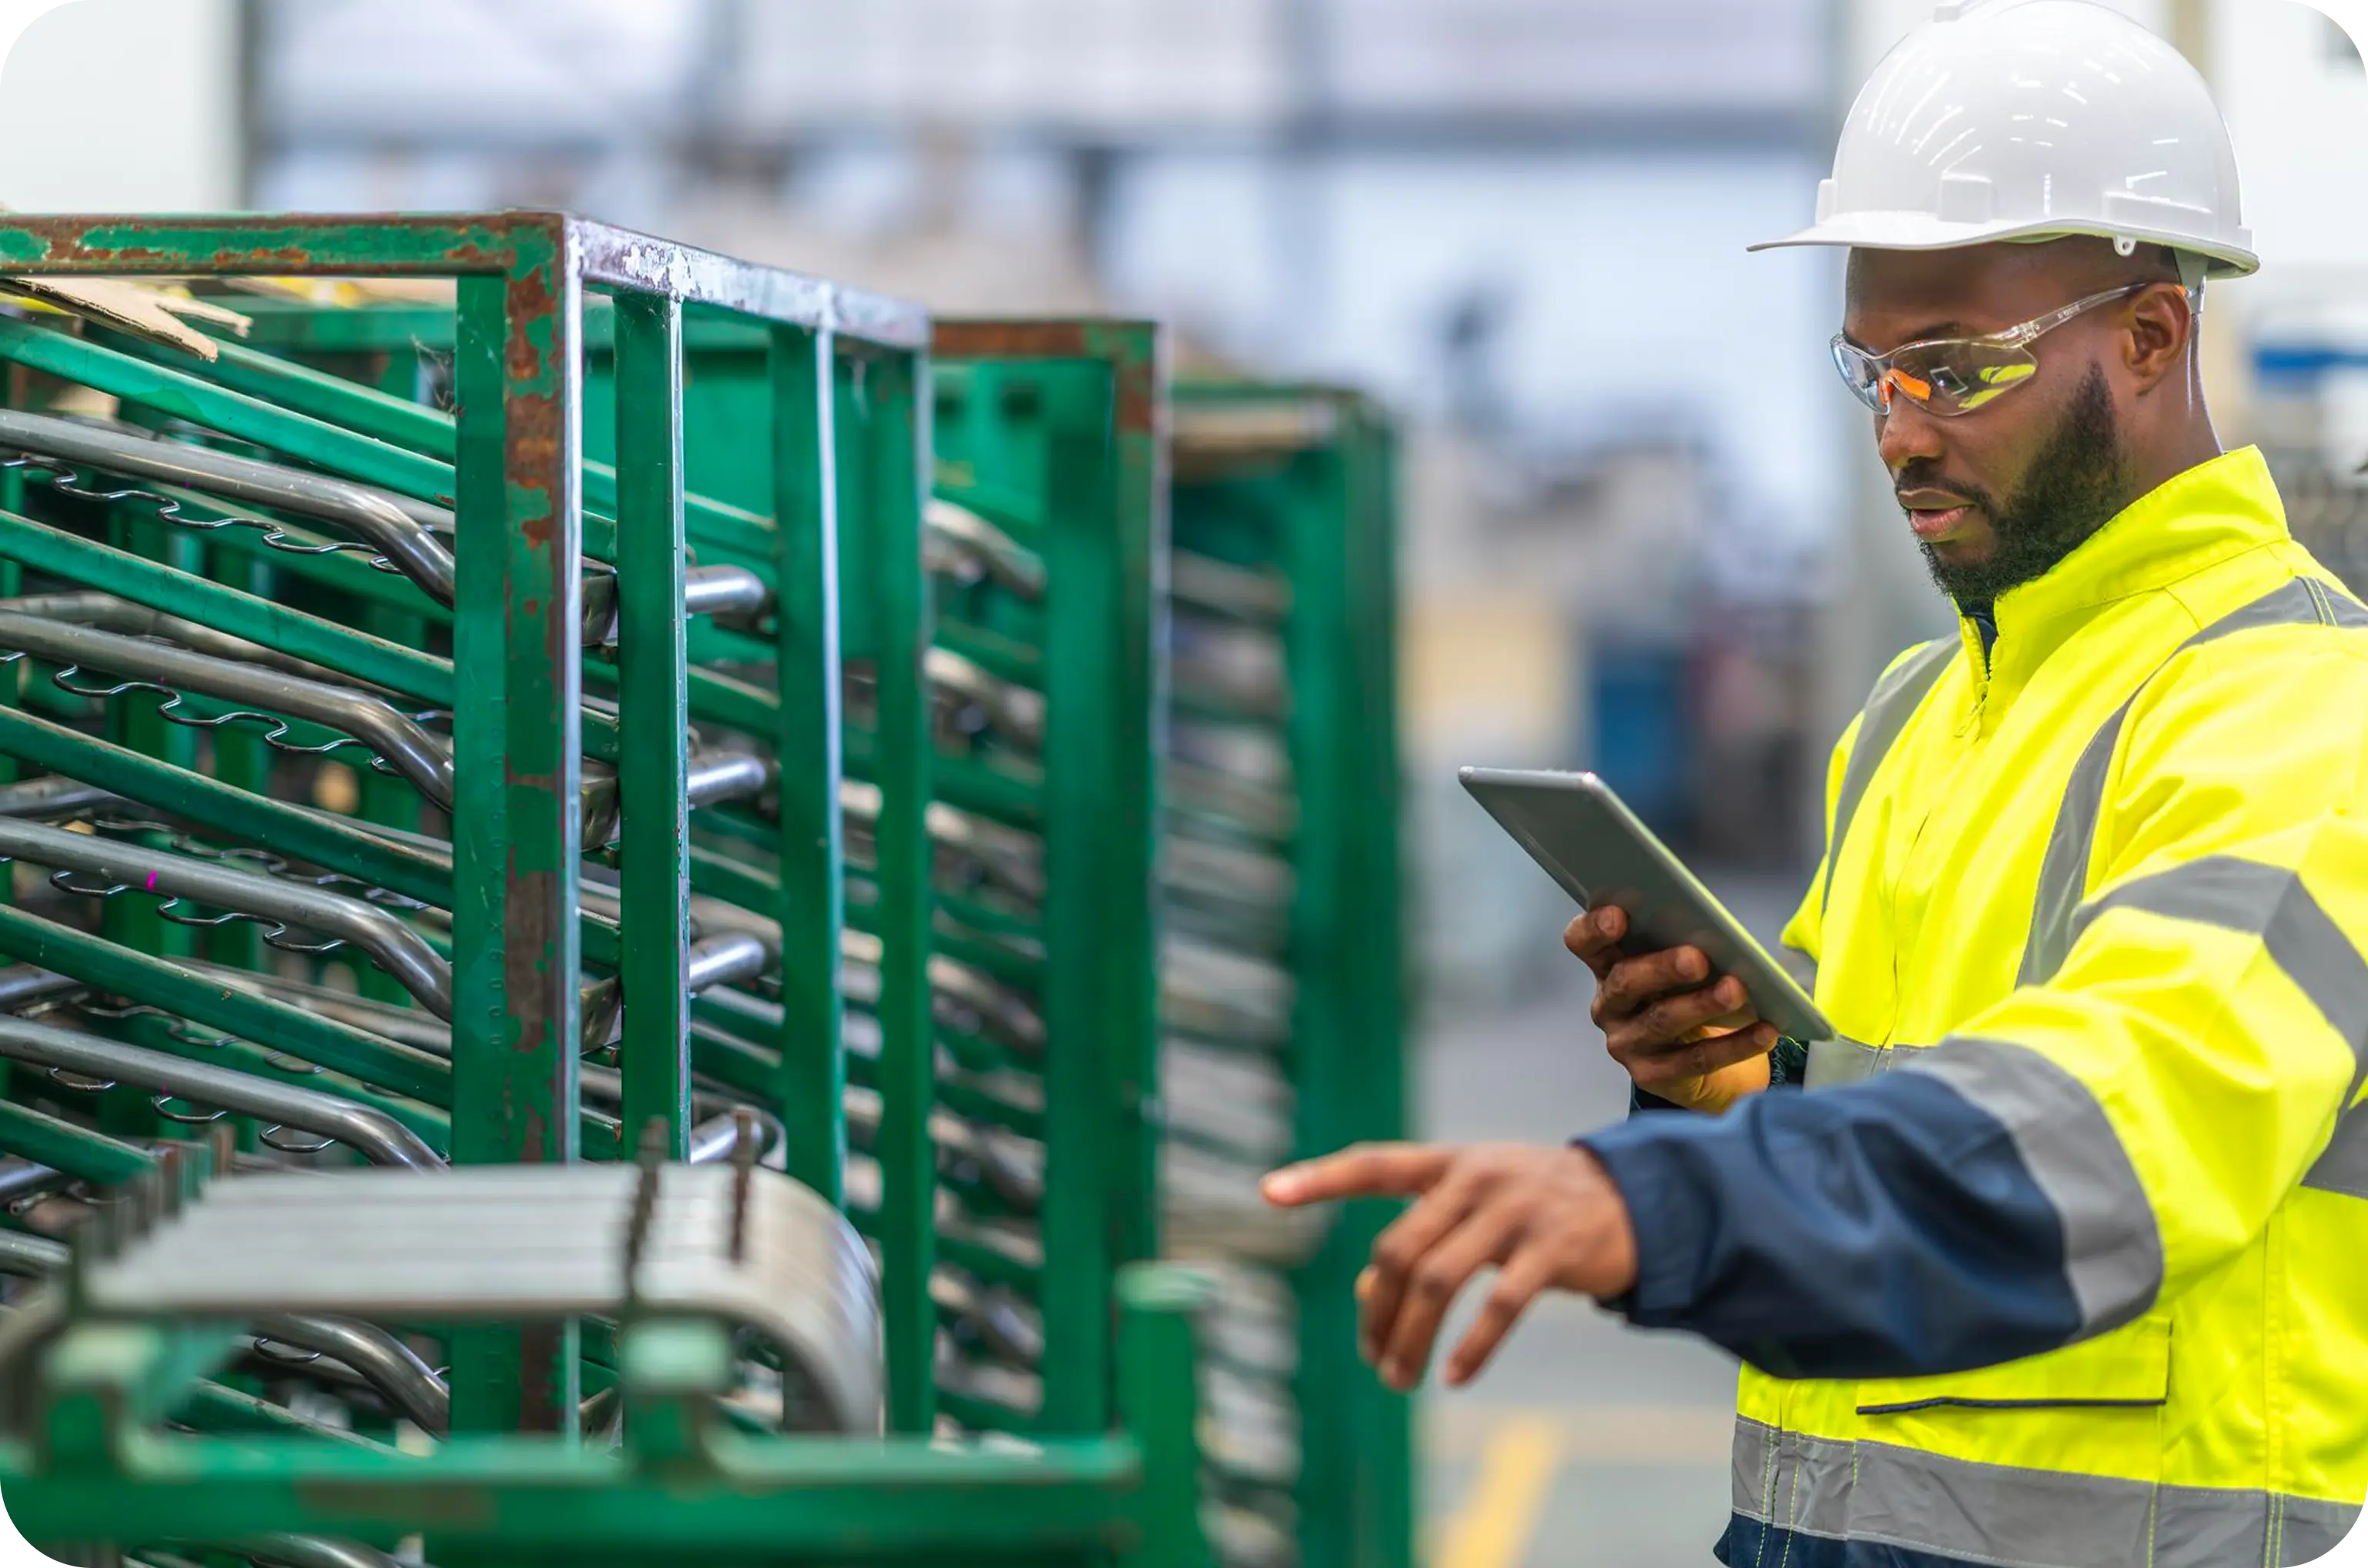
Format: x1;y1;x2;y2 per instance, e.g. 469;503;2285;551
1285;430;1362;1568
768;323;845;1201
1097;328;1169;1274
1345;408;1415;1568
614;291;692;1158
448;251;584;1437
852;349;937;1435
1117;1265;1219;1568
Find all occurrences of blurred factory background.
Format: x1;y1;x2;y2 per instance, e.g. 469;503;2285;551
0;2;2360;1563
7;0;2364;999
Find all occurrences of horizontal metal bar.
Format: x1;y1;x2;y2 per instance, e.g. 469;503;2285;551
0;1098;154;1184
0;1018;442;1168
935;620;1045;688
0;408;458;604
0;214;543;274
845;729;1043;829
0;507;452;706
576;218;926;348
101;330;774;568
0;1434;1142;1551
0;707;454;912
0;903;452;1105
0;317;457;509
0;816;455;1018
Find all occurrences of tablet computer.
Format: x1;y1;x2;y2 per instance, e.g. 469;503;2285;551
1458;766;1832;1044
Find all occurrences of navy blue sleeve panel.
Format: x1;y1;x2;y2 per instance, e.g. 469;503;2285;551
1578;1068;2084;1380
1623;1038;1811;1118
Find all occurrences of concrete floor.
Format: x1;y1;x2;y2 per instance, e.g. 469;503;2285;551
1411;872;1802;1568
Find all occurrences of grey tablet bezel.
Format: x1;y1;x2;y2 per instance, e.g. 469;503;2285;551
1458;765;1834;1045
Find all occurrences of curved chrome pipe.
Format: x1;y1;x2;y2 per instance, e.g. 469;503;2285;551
251;1312;448;1436
0;593;393;696
0;775;135;822
243;1536;409;1568
0;611;455;807
925;499;1046;600
0;410;458;605
687;1105;785;1165
584;565;771;643
579;749;771;846
0;1018;441;1169
926;646;1045;748
0;818;453;1021
0;1231;65;1277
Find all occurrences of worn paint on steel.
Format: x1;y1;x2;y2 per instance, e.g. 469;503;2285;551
614;292;693;1158
849;349;939;1437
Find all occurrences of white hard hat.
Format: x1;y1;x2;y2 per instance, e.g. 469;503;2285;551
1753;0;2256;281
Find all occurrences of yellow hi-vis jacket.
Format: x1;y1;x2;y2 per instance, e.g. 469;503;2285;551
1581;448;2368;1567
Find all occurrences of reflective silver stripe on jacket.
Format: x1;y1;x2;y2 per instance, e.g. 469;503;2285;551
2020;577;2368;988
1818;637;1957;922
2304;1100;2368;1199
1802;1035;1927;1088
1731;1417;2363;1568
2010;580;2368;1197
1899;1038;2164;1336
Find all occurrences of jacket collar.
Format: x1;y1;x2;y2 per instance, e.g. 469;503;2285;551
1955;446;2287;717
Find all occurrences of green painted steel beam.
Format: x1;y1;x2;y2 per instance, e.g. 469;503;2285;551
0;1098;154;1184
3;1437;1148;1555
446;256;582;1435
614;293;693;1159
103;324;778;567
0;707;449;909
0;508;453;707
767;324;847;1211
0;316;458;510
848;351;937;1437
0;903;453;1105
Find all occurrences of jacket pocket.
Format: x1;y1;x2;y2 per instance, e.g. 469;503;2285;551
1854;1316;2170;1415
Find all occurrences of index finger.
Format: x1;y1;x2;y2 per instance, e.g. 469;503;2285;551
1262;1144;1454;1208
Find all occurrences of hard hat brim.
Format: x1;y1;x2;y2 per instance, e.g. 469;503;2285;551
1749;211;2259;279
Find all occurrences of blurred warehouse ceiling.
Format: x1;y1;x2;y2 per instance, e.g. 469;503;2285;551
255;0;1831;149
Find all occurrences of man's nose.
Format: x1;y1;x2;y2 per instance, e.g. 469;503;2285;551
1876;397;1947;475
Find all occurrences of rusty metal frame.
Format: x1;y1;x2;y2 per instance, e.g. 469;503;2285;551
0;211;923;1434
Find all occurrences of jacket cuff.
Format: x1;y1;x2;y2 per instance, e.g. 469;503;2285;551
1573;1117;1716;1321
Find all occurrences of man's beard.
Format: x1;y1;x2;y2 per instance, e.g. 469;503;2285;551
1905;363;2131;611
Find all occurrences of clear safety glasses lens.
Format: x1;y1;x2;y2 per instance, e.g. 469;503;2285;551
1831;337;2042;419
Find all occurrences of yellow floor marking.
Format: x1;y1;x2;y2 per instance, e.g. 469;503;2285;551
1426;1402;1733;1466
1434;1415;1565;1568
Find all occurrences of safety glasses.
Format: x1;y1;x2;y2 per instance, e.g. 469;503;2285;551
1831;282;2160;419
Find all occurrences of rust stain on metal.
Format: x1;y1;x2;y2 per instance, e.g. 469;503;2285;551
932;319;1161;434
517;1320;566;1432
933;321;1093;360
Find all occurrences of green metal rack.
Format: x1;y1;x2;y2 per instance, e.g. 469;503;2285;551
1162;383;1415;1568
222;300;1176;1445
588;311;1170;1441
0;213;1211;1568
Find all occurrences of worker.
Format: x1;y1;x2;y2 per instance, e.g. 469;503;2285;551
1262;2;2368;1563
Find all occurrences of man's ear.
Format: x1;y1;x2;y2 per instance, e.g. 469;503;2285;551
2124;283;2195;395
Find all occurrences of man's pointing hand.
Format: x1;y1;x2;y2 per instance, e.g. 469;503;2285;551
1262;1141;1640;1392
